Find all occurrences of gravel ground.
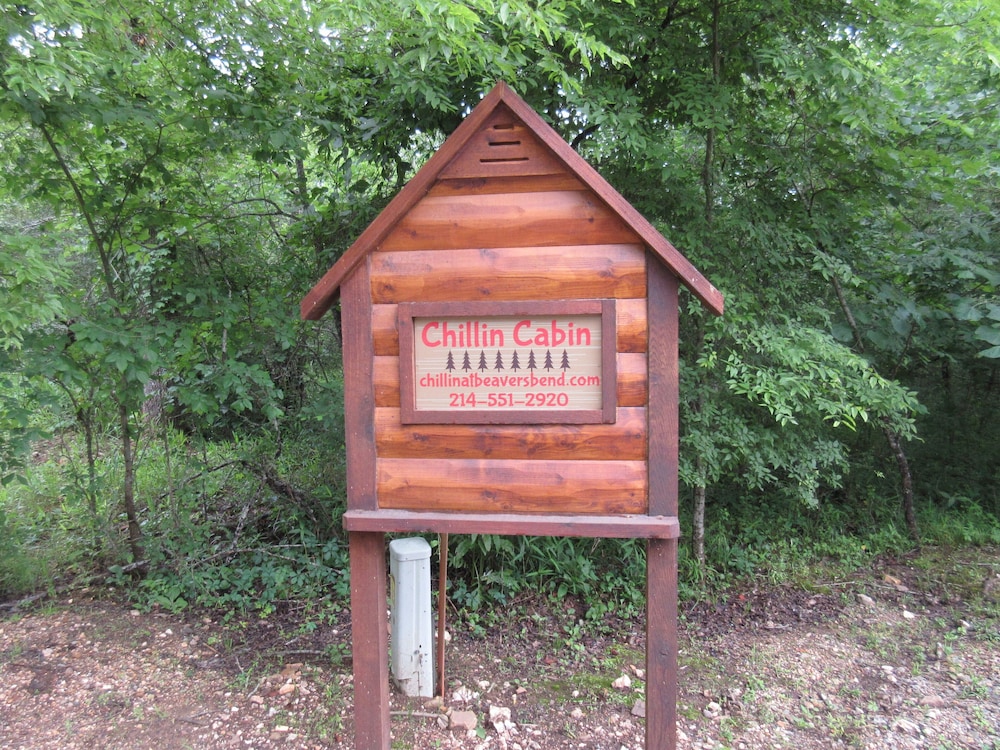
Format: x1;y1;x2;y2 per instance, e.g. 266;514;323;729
2;550;998;749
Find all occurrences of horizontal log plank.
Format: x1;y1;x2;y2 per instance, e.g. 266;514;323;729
379;192;640;251
427;173;587;198
374;353;647;409
375;406;646;460
373;356;400;407
372;304;398;356
371;245;646;304
374;300;648;356
344;509;679;539
617;298;648;352
377;458;647;515
617;353;648;407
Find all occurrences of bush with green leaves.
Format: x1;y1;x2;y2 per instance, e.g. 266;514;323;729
0;506;38;598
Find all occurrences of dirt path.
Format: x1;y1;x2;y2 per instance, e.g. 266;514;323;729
2;551;998;749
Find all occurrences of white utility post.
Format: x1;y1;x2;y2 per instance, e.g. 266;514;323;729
388;537;435;697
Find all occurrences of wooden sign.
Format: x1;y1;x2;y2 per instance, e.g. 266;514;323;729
300;81;723;750
399;300;616;424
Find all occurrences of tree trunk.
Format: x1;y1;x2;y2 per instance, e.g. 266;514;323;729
883;421;920;544
81;409;103;553
118;401;145;566
693;476;707;575
702;0;721;225
829;273;920;544
690;0;721;586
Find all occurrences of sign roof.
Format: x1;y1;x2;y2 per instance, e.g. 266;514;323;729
301;81;723;320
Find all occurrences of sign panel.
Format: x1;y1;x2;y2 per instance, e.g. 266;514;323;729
399;300;616;425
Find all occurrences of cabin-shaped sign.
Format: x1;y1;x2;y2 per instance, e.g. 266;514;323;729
302;82;722;749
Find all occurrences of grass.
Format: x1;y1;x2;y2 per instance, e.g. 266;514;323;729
537;644;647;709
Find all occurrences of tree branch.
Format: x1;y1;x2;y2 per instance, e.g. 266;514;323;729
830;273;865;353
570;123;601;151
38;122;117;300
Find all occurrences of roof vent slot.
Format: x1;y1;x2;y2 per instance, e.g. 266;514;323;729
482;123;528;163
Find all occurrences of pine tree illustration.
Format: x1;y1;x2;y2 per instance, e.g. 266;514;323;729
462;351;472;371
560;350;570;370
494;351;504;370
478;350;488;371
527;350;537;370
446;351;456;371
543;350;554;370
510;351;521;371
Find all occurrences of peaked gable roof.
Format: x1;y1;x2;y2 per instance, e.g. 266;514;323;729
301;81;723;320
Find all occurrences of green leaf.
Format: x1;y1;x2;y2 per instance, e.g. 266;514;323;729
974;326;1000;347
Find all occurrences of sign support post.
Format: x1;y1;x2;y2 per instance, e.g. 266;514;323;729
349;531;391;747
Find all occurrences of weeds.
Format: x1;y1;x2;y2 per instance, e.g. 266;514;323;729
3;416;999;635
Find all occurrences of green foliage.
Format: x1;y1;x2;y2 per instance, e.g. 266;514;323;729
125;536;350;616
0;0;997;616
680;316;922;511
448;534;645;620
0;420;350;612
0;505;42;597
918;496;1000;548
0;229;64;353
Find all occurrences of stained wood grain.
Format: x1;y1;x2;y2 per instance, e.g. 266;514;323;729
370;245;646;304
616;298;648;352
342;263;377;510
648;259;679;516
344;509;680;539
374;406;646;460
379;191;640;251
376;458;647;515
349;531;390;748
646;260;680;750
373;356;400;408
428;173;587;198
478;84;724;316
646;538;678;750
616;353;648;407
301;84;521;321
372;304;399;356
438;106;567;180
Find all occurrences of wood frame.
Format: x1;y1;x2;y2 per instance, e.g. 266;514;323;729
646;258;680;747
398;299;617;425
343;509;679;538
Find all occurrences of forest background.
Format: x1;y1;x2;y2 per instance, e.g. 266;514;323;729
0;0;998;619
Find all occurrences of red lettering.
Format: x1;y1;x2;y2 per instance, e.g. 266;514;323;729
513;320;532;346
441;321;458;348
550;320;566;347
421;322;440;347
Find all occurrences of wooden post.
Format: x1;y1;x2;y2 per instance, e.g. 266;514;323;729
646;259;680;749
349;531;390;749
437;532;449;698
646;539;678;749
342;255;389;748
